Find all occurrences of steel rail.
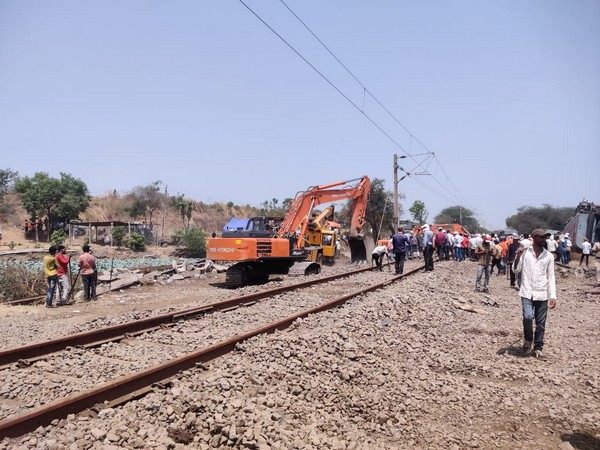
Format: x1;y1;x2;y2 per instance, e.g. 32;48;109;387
0;264;422;438
0;263;379;366
2;295;45;306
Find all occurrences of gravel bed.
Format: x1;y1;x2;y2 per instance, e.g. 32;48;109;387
1;259;598;449
0;269;395;421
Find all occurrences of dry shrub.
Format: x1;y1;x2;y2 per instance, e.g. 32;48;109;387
0;263;46;301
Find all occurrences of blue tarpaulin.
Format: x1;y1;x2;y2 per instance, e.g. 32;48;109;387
223;218;250;231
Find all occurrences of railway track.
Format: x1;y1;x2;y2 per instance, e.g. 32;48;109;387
0;260;423;439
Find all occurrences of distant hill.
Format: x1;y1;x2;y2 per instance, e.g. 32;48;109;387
0;193;267;244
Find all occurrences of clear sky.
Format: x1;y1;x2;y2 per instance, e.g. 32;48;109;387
1;1;599;230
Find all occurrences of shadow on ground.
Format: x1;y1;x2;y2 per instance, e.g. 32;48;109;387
496;344;528;358
561;432;600;450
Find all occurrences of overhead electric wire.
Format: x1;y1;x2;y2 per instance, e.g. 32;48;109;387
237;0;414;161
277;0;477;211
279;0;430;156
239;0;471;209
431;154;473;207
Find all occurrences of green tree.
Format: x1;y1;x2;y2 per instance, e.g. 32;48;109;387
260;197;288;215
227;201;235;215
505;204;573;234
125;181;166;225
112;226;127;247
53;173;90;221
282;198;293;212
339;178;400;243
50;229;68;248
0;168;18;199
434;205;480;232
127;231;146;251
14;172;90;241
408;200;428;224
172;195;196;229
173;228;207;257
366;178;403;242
0;168;18;216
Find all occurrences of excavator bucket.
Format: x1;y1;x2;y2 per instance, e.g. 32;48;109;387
348;237;367;263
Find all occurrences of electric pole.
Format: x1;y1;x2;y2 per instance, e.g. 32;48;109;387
162;185;168;238
393;154;399;229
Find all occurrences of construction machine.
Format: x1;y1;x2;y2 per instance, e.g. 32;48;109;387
297;205;339;264
207;176;371;287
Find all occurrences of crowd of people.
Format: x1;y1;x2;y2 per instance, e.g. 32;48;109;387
376;224;600;360
24;217;49;234
378;226;599;279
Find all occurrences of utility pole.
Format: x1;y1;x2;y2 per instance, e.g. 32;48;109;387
393;151;431;229
162;185;168;238
393;154;399;229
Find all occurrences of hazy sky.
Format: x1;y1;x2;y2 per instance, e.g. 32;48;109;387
1;1;599;230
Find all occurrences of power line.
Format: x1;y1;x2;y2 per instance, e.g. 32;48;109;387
238;0;471;209
237;0;420;165
278;0;431;155
276;0;477;212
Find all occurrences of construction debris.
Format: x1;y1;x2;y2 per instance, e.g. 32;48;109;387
86;259;216;297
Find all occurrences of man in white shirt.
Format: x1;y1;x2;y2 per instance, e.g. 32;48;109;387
546;235;557;261
513;228;557;359
580;237;592;267
371;245;388;271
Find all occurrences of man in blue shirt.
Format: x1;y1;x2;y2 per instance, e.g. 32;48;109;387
391;227;410;274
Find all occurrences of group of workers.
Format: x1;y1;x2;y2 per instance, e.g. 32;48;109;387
43;244;97;308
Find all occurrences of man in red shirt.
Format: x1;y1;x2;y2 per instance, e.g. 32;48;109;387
56;245;71;305
78;244;97;301
434;227;446;261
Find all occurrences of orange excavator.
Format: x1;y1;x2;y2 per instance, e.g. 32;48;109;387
207;176;371;287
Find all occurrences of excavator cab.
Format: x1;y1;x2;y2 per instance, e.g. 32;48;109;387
303;225;338;263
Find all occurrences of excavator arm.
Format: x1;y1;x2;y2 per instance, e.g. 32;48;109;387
278;176;371;243
278;176;370;263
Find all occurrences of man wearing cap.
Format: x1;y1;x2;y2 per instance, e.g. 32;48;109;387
513;228;557;359
421;224;435;271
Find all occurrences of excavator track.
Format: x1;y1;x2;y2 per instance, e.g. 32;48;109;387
225;257;318;288
225;263;270;288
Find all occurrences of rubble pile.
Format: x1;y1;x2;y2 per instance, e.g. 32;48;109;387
92;259;216;297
